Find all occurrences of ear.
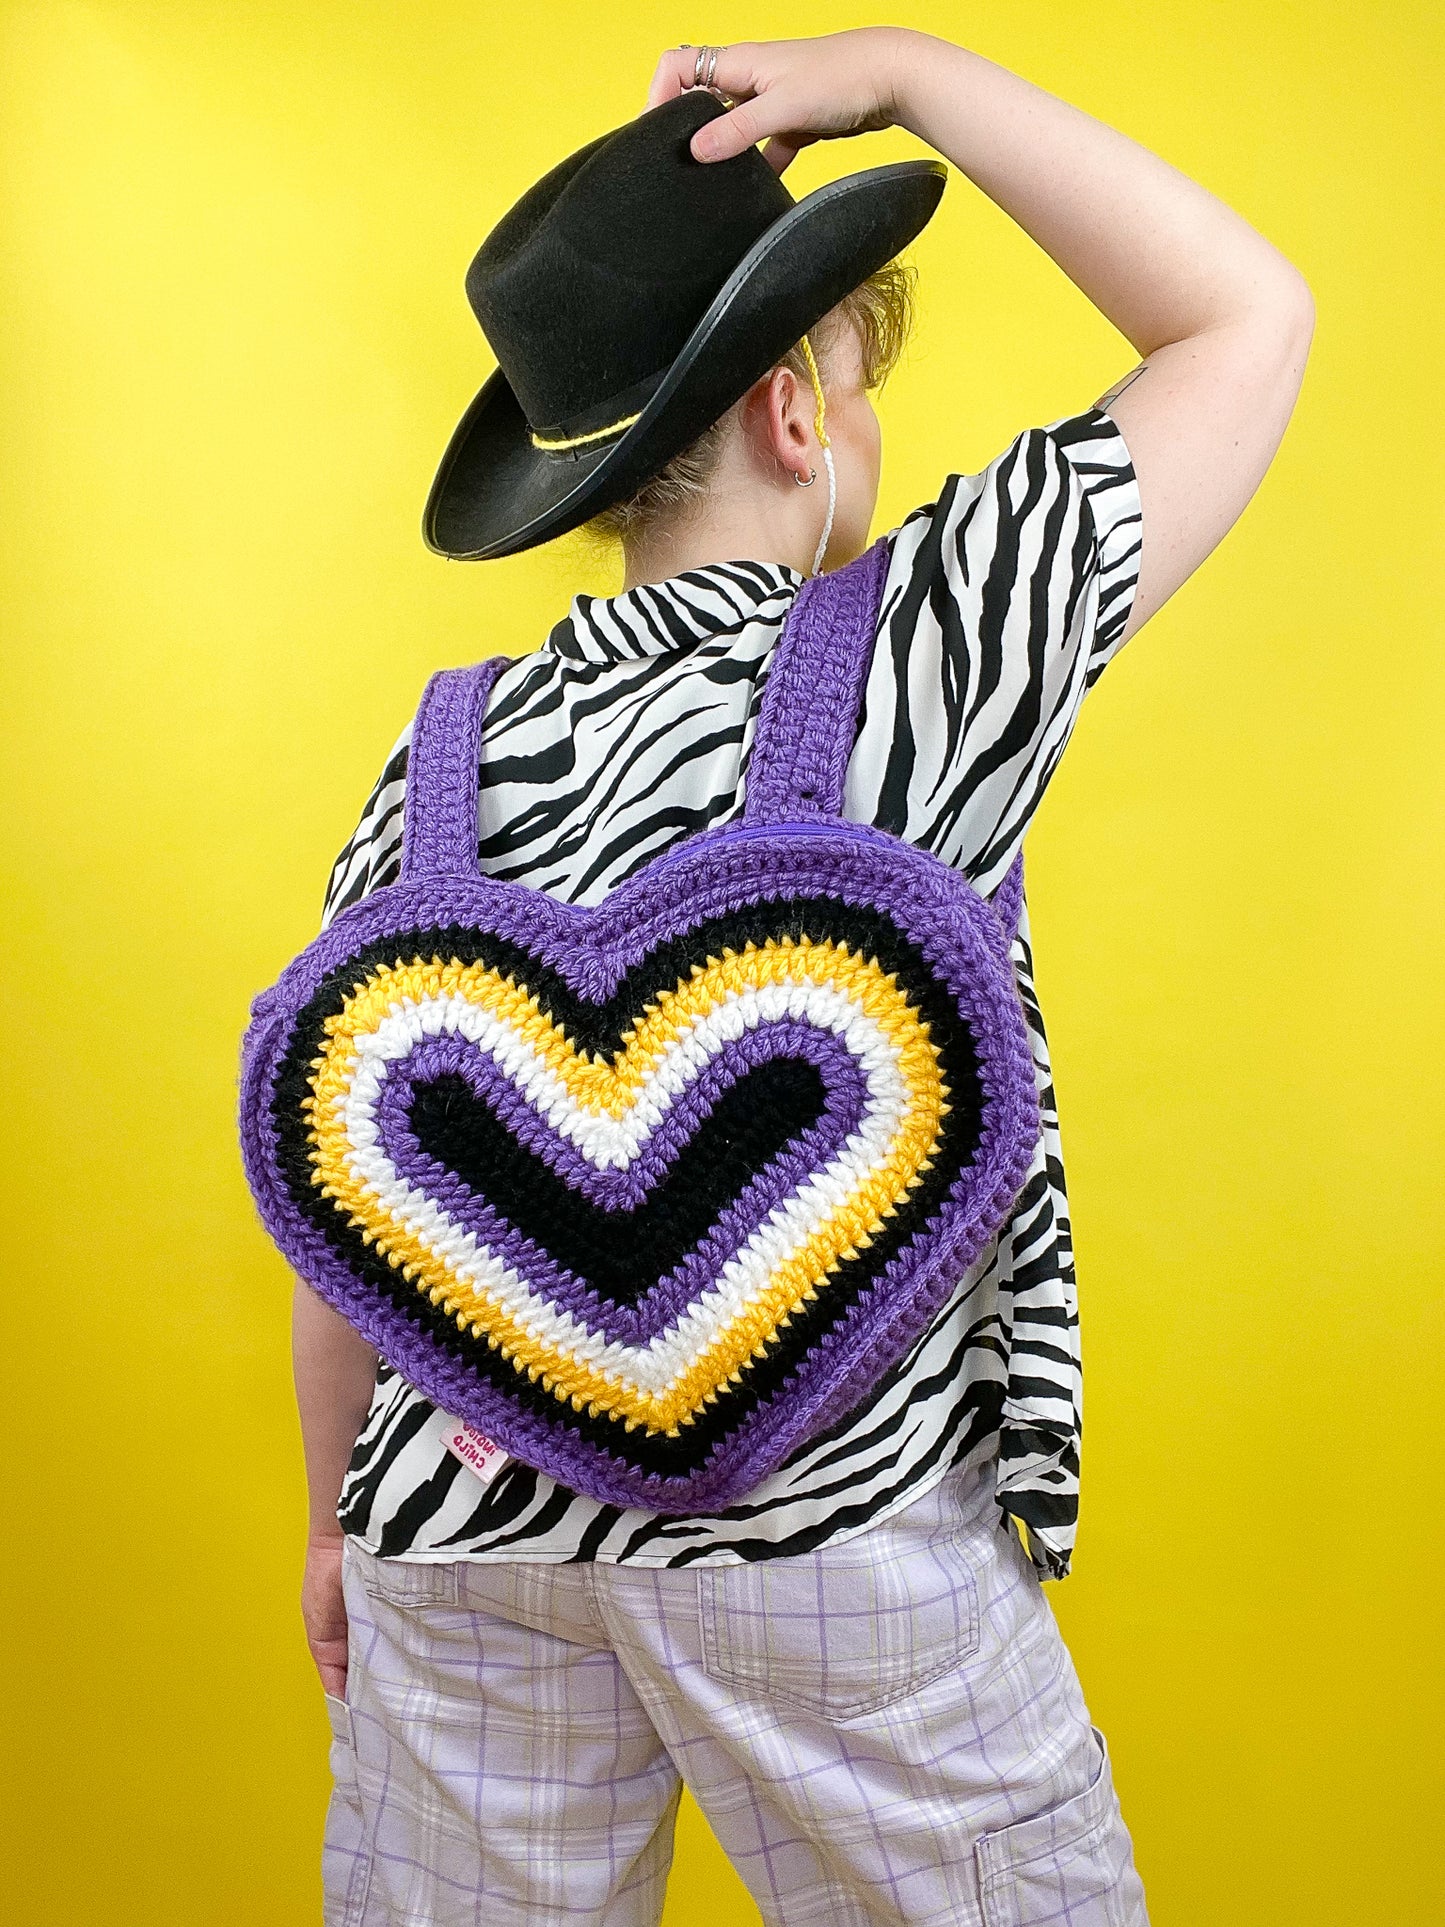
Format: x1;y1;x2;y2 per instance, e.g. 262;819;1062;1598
741;364;814;485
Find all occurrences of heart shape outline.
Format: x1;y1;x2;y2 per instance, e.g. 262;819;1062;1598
242;822;1039;1512
304;938;946;1433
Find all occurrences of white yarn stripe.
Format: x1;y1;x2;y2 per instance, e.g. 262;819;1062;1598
335;978;911;1170
326;985;920;1402
340;1102;902;1404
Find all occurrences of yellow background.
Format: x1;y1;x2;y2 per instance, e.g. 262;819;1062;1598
3;2;1440;1921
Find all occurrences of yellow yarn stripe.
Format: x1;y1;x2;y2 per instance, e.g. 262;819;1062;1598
799;334;830;449
310;939;931;1121
530;411;642;452
305;941;946;1434
310;940;944;1425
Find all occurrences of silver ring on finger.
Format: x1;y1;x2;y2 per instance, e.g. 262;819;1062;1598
692;46;708;88
704;46;722;91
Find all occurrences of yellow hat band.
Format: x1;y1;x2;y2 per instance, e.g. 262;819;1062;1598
527;337;826;458
530;410;643;453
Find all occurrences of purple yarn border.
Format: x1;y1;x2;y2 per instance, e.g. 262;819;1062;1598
745;537;889;824
239;545;1038;1513
239;827;1039;1514
361;1021;870;1350
368;1018;866;1212
401;655;509;882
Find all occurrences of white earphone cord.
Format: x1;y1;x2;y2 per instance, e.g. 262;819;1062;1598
810;444;837;579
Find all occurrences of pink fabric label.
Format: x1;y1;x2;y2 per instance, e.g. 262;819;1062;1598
439;1414;509;1486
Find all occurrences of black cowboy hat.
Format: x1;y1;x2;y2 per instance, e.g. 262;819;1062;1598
423;90;946;560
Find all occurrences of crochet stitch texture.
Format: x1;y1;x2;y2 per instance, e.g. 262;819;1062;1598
239;540;1041;1512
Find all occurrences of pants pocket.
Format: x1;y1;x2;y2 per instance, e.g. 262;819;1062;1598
323;1557;379;1919
352;1549;459;1608
321;1692;375;1926
698;1512;981;1721
976;1728;1148;1927
324;1693;356;1791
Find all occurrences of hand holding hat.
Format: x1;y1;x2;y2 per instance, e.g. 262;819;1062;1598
649;29;913;175
424;44;944;561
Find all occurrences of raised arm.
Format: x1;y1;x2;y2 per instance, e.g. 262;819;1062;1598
650;31;1314;645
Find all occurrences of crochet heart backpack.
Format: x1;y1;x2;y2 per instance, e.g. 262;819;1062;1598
239;539;1040;1514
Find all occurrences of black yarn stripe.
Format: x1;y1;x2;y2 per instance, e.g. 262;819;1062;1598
280;895;985;1067
282;1065;979;1484
408;1058;827;1305
271;901;982;1477
270;896;985;1482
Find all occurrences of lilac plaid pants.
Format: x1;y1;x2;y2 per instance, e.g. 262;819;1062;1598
323;1462;1147;1926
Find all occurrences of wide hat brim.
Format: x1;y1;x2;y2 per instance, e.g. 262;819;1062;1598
423;157;946;561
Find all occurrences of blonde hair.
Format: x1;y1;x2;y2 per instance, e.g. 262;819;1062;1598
587;260;916;545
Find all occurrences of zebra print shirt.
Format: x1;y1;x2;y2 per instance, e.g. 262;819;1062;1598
320;406;1141;1577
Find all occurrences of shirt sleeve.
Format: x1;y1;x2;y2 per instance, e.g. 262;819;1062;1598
318;722;413;929
844;405;1143;893
1045;406;1144;678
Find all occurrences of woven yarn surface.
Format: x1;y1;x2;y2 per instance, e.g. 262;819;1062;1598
238;540;1041;1512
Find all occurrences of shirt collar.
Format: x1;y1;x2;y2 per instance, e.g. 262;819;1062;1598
545;559;805;665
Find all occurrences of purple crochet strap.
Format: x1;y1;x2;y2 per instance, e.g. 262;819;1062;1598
744;538;890;825
994;851;1026;944
400;657;510;881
